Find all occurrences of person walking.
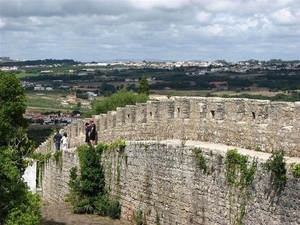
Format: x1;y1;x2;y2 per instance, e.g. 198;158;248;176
61;132;69;150
53;129;62;151
88;118;97;146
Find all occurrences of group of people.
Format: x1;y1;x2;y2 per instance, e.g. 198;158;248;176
85;118;97;146
53;129;69;151
53;118;97;151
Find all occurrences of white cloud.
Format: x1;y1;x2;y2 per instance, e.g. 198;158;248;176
270;8;300;25
129;0;190;10
0;18;6;28
0;0;299;61
196;11;212;24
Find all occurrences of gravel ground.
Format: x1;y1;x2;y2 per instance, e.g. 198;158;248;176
41;203;132;225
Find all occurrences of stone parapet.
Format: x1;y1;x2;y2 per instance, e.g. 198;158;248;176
36;97;300;157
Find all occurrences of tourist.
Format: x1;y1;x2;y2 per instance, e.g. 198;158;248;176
61;132;69;150
88;118;97;146
85;122;91;145
53;129;62;151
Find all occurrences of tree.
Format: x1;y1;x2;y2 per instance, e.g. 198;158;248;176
138;75;149;96
0;71;41;224
0;71;29;147
100;82;116;94
92;88;149;115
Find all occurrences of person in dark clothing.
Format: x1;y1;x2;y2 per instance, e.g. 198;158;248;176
53;129;62;151
88;118;97;146
85;122;91;145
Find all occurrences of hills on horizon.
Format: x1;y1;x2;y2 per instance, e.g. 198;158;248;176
1;56;300;64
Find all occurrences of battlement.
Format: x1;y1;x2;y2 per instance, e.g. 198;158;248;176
37;96;300;224
36;97;300;157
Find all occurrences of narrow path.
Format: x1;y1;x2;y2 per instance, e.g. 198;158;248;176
41;203;131;225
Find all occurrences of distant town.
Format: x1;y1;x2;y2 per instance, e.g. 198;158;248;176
1;57;300;74
1;56;300;145
1;56;300;127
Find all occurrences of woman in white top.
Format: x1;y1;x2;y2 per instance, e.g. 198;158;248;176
61;132;69;150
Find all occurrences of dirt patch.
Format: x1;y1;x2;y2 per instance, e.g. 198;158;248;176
41;203;132;225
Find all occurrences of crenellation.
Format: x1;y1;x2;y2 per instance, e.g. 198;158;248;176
77;119;85;136
146;101;159;121
116;107;126;126
174;97;191;119
37;97;300;225
107;111;117;129
156;100;175;120
166;100;175;118
68;122;75;139
188;98;204;120
124;105;136;124
98;113;107;132
135;103;147;123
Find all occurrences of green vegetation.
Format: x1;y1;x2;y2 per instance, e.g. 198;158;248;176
3;58;298;102
27;127;54;146
225;149;257;188
0;71;29;146
138;75;150;96
225;149;257;225
264;151;287;188
111;139;126;150
53;150;63;169
193;148;208;174
26;94;64;109
291;163;300;177
0;71;42;224
133;209;146;225
4;189;41;225
264;151;287;189
155;212;161;225
92;88;149;115
67;141;126;219
28;152;52;187
214;91;300;102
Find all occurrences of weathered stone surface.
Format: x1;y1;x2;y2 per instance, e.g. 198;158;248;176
40;141;300;225
37;97;300;225
37;97;300;157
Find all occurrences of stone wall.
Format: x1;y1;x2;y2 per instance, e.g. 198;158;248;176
36;97;300;224
36;97;300;157
40;140;300;225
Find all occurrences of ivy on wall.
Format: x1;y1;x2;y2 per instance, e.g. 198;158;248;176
291;163;300;177
193;148;208;174
264;151;287;189
29;152;53;188
53;150;63;170
225;149;257;225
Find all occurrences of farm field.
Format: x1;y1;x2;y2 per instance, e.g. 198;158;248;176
213;86;285;97
25;91;92;114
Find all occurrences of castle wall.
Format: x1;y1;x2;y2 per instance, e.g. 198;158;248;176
37;97;300;157
40;141;300;225
36;97;300;224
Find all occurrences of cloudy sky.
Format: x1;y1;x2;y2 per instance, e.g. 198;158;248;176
0;0;299;62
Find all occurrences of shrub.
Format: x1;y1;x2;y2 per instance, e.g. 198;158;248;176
264;151;287;187
291;163;300;177
68;142;122;220
92;88;149;114
5;191;41;225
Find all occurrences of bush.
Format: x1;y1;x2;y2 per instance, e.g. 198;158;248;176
5;191;41;225
264;151;287;187
68;143;122;220
107;200;121;219
92;88;149;114
291;163;300;177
